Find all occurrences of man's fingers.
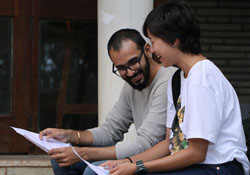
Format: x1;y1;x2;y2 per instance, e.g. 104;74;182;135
45;135;53;140
59;162;71;167
39;130;47;140
39;128;53;140
48;148;64;155
50;151;66;160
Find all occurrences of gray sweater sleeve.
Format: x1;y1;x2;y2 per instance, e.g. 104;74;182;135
115;81;167;159
88;85;134;147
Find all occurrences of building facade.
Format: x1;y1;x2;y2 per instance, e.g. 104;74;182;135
0;0;249;155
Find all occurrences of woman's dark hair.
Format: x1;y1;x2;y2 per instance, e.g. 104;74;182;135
107;28;146;55
143;0;201;54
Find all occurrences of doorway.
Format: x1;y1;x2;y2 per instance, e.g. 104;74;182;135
0;0;98;154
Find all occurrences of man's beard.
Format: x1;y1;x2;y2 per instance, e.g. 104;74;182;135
124;56;150;91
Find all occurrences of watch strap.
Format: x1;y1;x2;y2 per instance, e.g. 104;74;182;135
135;160;147;175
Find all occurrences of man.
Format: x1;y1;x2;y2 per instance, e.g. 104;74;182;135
40;28;175;175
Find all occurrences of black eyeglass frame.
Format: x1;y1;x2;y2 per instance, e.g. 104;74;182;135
112;49;144;77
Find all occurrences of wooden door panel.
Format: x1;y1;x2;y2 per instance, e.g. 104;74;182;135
0;0;14;16
39;0;97;19
0;0;32;153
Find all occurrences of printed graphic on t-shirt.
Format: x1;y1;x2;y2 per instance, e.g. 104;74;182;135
169;98;188;154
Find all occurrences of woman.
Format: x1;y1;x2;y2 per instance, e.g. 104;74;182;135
101;0;250;175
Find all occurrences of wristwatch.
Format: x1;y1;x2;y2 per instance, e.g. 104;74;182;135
135;160;147;175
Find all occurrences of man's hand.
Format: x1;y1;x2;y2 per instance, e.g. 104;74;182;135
48;147;81;167
39;128;74;143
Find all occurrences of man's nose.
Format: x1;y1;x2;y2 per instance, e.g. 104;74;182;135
126;68;135;77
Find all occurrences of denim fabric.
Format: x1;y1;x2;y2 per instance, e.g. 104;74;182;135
148;160;244;175
51;159;87;175
82;160;106;175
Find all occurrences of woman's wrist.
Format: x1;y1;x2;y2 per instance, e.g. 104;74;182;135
131;163;137;174
119;158;131;164
126;157;133;163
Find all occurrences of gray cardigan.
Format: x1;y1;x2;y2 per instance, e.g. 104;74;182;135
89;67;172;159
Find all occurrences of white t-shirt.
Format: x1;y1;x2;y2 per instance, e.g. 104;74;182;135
166;59;250;175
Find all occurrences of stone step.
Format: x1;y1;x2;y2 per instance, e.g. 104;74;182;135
0;155;54;175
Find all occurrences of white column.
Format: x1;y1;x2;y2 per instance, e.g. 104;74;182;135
98;0;154;141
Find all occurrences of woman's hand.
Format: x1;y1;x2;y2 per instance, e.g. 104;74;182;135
100;159;128;170
109;163;136;175
100;159;136;175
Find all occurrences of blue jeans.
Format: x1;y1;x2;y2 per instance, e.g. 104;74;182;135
83;160;106;175
51;159;87;175
148;159;244;175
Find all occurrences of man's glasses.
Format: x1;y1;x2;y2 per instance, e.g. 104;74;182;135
112;50;144;77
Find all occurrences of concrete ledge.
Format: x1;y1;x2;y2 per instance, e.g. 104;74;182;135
0;167;54;175
0;155;54;175
0;155;52;167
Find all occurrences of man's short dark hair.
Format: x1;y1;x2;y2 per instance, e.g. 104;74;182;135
143;0;201;54
107;29;146;55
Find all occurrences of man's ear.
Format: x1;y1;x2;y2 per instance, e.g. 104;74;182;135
143;43;151;57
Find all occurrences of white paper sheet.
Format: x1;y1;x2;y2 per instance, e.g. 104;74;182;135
11;126;109;175
11;126;70;152
70;143;109;175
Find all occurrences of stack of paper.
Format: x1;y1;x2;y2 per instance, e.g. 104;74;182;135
11;126;109;175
